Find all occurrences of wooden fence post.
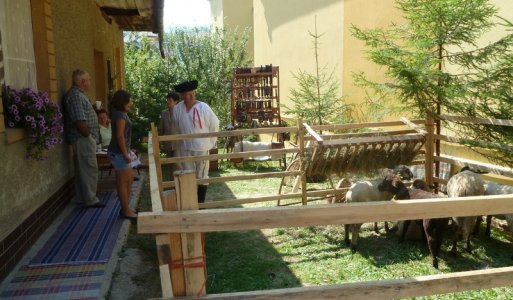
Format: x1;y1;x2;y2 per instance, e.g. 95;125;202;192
151;123;164;194
174;170;207;297
297;118;307;205
425;115;435;187
159;190;186;297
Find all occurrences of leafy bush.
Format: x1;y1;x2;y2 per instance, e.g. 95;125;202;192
124;27;251;148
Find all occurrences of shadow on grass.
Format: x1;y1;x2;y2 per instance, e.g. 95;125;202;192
201;166;302;294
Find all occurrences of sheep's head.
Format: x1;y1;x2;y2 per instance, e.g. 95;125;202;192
378;174;407;195
394;165;414;181
412;179;435;192
459;165;488;174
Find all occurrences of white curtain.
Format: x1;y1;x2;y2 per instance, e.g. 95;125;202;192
0;0;37;90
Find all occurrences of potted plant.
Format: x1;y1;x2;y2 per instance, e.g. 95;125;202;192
4;86;63;160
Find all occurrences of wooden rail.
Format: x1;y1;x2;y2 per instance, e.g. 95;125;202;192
138;194;513;234
162;171;302;189
160;267;513;300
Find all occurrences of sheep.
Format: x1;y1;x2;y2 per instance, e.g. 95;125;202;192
378;176;450;269
446;167;485;255
343;166;415;250
327;178;352;204
478;182;513;260
477;182;513;237
232;141;284;161
343;178;395;250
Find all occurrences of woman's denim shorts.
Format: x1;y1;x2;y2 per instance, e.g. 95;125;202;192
108;151;130;171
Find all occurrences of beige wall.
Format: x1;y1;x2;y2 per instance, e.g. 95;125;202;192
0;0;124;240
252;0;344;118
342;0;400;121
211;0;254;62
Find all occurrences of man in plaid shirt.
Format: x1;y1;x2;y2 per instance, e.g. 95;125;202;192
63;69;105;208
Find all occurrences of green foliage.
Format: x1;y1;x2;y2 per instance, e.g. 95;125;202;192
124;28;251;147
286;18;353;126
352;0;513;166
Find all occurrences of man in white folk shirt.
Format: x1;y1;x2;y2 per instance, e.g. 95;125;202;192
173;80;219;203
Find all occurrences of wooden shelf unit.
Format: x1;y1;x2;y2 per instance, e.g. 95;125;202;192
231;65;281;128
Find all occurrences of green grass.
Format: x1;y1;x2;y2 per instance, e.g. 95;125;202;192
124;161;513;299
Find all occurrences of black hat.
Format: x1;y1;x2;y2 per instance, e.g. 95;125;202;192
174;80;198;93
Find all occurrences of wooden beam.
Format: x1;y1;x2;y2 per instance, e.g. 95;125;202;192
138;194;513;234
438;114;513;127
161;190;185;297
323;134;424;147
162;171;302;188
161;148;298;165
174;171;206;297
425;115;435;187
198;188;348;209
160;267;513;300
303;122;323;145
159;127;298;142
304;129;417;141
434;154;513;177
311;119;424;132
147;132;163;212
400;117;427;135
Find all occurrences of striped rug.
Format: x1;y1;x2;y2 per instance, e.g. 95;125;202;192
29;192;123;266
0;176;143;299
0;263;105;299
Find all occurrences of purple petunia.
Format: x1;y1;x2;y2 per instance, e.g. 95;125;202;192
5;87;64;160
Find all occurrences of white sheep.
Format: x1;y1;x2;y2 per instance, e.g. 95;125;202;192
446;168;485;255
481;182;513;259
232;141;283;161
344;179;394;250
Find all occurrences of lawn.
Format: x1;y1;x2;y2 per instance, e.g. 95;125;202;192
121;160;513;299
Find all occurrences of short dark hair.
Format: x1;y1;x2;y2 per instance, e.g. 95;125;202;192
110;90;131;111
96;108;107;115
166;92;180;101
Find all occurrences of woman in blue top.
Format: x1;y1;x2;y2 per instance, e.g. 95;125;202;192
108;90;137;219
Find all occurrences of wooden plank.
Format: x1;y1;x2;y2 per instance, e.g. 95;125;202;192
151;124;164;195
198;188;349;209
438;114;513;127
138;194;513;234
311;119;425;132
400;117;427;135
161;190;186;297
435;134;513;152
161;148;298;165
174;171;206;297
162;171;302;189
303;122;323;144
147;132;163;212
160;267;513;300
304;129;417;141
159;127;298;142
323;134;424;147
298;119;307;205
155;235;174;298
425;115;435;186
434;154;513;178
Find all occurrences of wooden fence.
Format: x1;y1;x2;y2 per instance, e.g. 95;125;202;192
138;117;513;299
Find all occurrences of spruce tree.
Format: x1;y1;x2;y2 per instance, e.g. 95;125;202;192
352;0;513;166
286;18;352;127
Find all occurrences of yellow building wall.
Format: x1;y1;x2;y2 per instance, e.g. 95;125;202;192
211;0;254;62
252;0;344;119
342;0;401;121
0;0;124;241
